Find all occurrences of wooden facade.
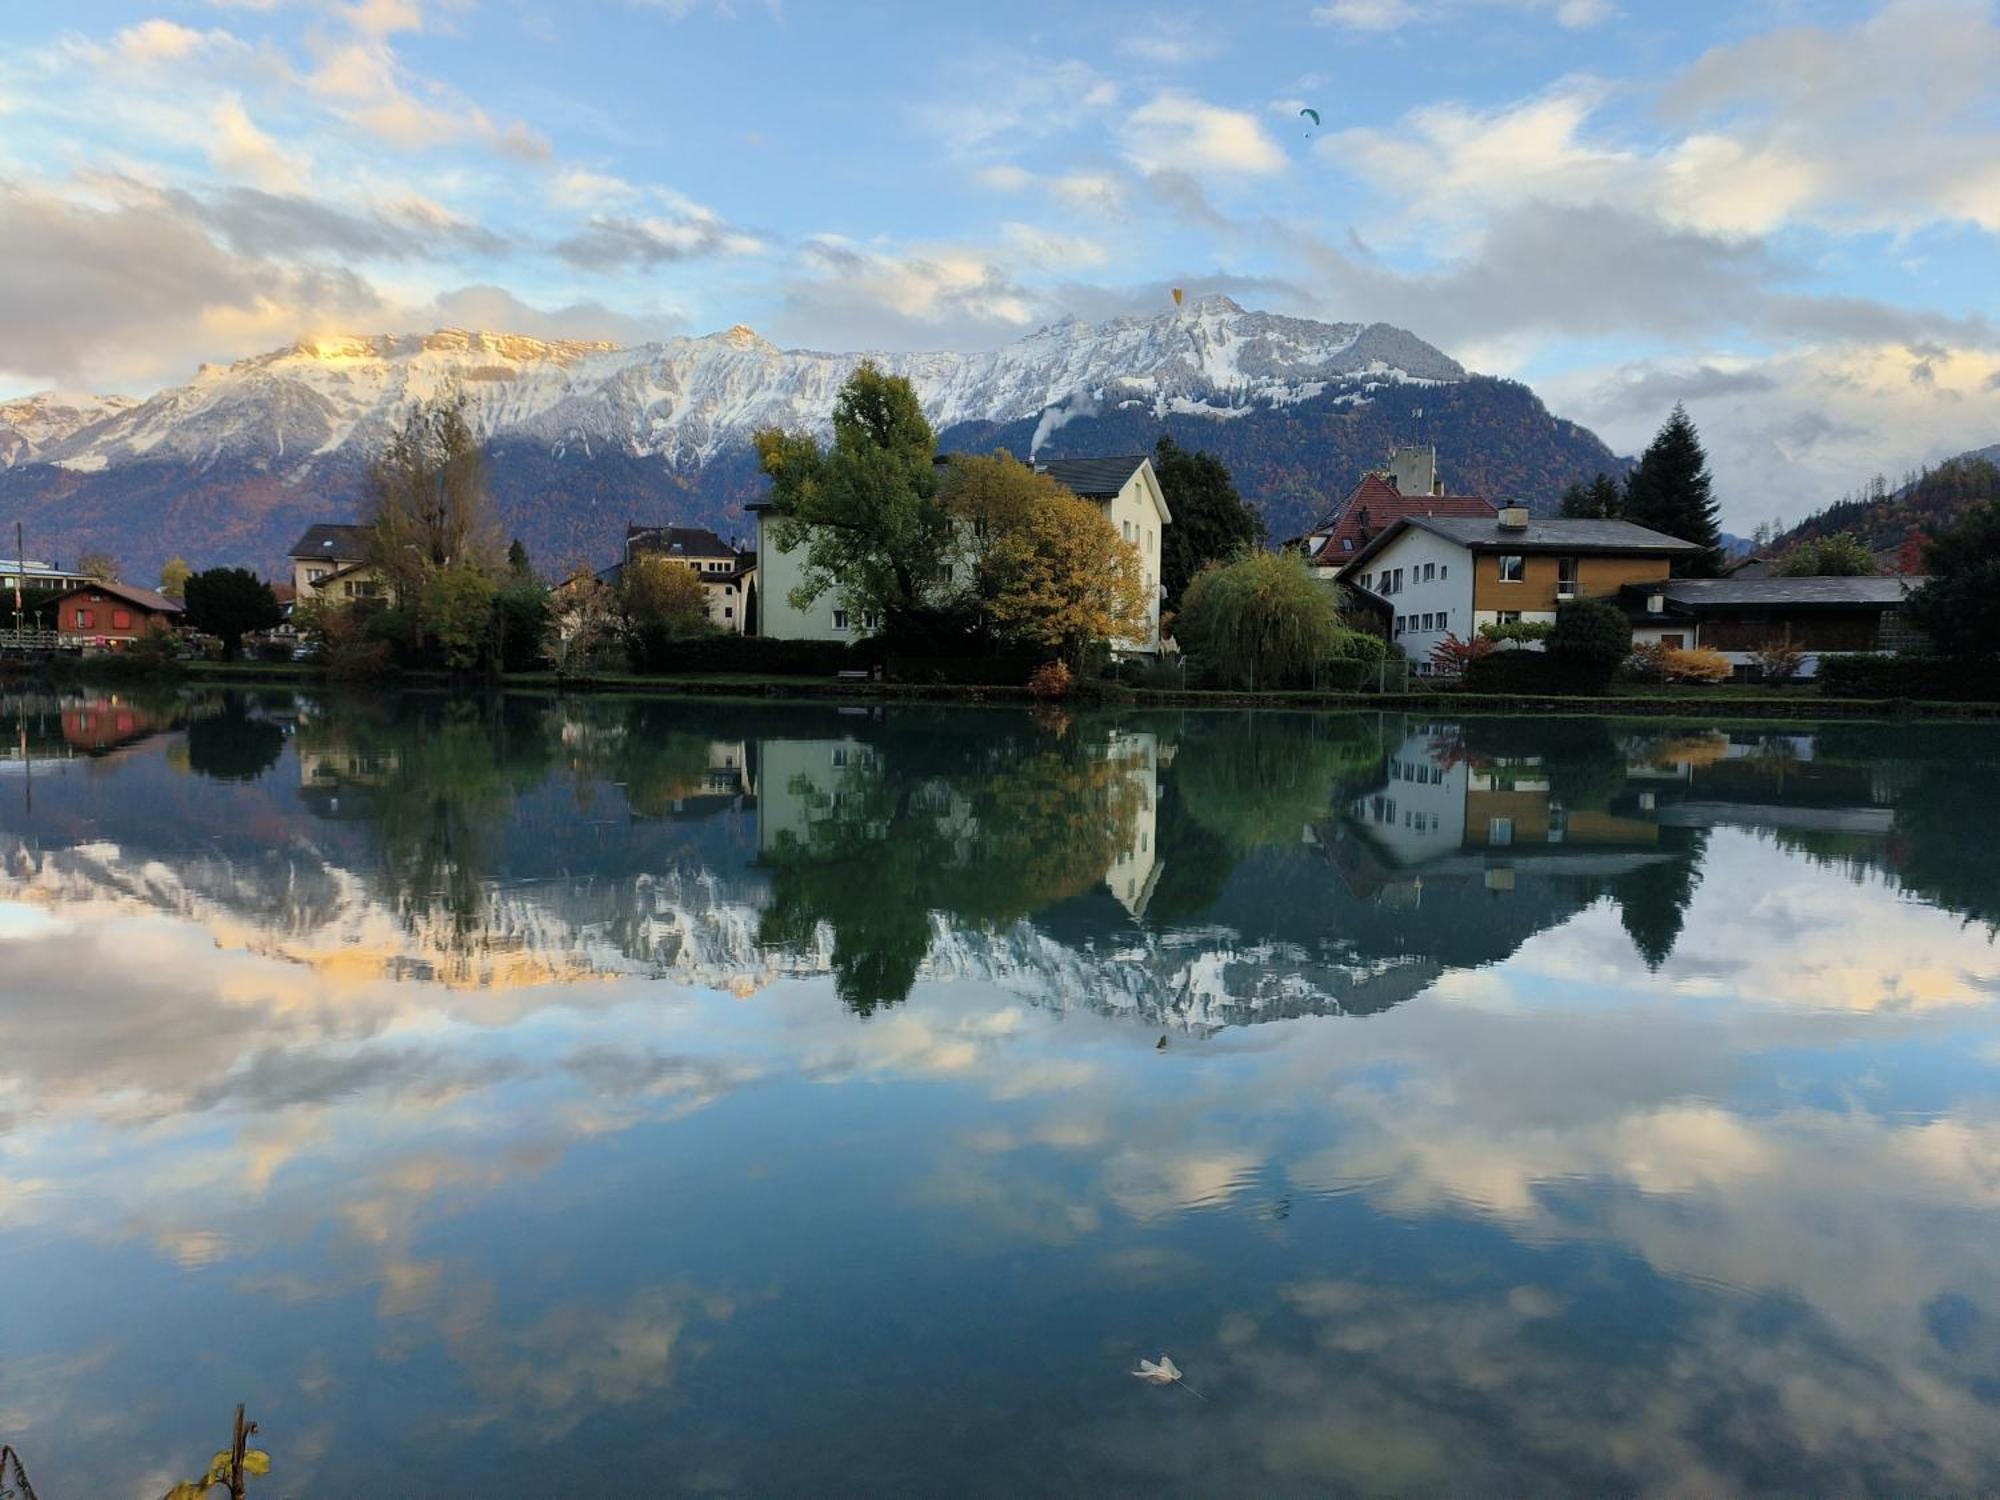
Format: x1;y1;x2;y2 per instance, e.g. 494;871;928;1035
1471;553;1674;614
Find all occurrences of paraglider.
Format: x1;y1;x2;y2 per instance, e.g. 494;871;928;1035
1299;106;1321;131
1171;287;1184;307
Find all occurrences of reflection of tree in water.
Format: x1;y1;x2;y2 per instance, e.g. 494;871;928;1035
1610;829;1708;970
1174;712;1392;851
757;718;1146;1015
296;695;552;952
184;691;286;783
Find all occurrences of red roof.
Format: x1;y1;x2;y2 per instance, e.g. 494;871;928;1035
56;579;184;616
1309;475;1496;564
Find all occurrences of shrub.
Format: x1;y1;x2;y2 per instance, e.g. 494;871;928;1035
1624;640;1672;683
1662;646;1733;684
1817;653;2000;701
886;656;1037;686
1326;628;1387;663
1549;597;1632;669
1751;633;1806;683
1478;619;1556;647
1463;651;1621;696
626;634;873;676
1430;632;1494;677
1027;660;1074;699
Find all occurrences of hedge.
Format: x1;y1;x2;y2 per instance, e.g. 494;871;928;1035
1463;651;1618;696
635;635;877;675
1817;653;2000;701
887;655;1041;686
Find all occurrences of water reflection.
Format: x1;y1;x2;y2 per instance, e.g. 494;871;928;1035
4;689;2000;1495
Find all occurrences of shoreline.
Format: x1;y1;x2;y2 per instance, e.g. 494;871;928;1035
17;659;1995;721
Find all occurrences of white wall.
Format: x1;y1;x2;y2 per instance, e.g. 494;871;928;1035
754;510;864;642
1346;529;1473;672
1348;724;1469;867
1103;467;1167;654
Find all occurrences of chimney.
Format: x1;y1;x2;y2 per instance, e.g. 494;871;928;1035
1646;590;1665;615
1498;503;1529;531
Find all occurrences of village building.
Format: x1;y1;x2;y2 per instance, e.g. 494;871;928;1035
1620;575;1926;677
1335;507;1699;671
751;452;1171;653
287;524;384;605
52;579;184;648
1301;447;1497;576
604;525;756;634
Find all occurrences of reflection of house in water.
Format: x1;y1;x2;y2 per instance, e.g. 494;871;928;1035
62;698;165;755
756;736;878;852
1103;730;1162;919
1644;731;1896;839
1342;723;1670;895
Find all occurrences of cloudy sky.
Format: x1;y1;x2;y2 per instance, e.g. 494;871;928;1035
1;0;1996;526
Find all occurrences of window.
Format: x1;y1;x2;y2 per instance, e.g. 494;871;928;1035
75;608;94;629
1342;539;1354;552
1123;521;1133;542
1423;563;1436;582
306;567;328;583
1488;817;1514;847
1441;565;1448;579
1557;557;1579;597
832;747;849;768
1497;610;1522;625
1421;612;1434;630
1498;555;1525;582
1394;615;1406;637
832;609;850;631
111;609;132;630
723;606;734;620
1661;633;1685;649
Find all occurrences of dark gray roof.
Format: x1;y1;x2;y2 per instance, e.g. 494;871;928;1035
1402;515;1701;553
627;524;736;558
287;523;370;560
1634;576;1922;611
1033;455;1149;499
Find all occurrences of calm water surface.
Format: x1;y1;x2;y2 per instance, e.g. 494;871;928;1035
4;689;2000;1496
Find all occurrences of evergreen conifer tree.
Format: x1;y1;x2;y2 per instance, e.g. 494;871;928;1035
1623;405;1722;575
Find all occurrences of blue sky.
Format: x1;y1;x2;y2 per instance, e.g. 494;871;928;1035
1;0;1997;526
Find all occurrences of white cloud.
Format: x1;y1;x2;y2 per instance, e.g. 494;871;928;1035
1116;18;1224;65
913;57;1119;160
208;95;311;191
1311;0;1611;30
1311;0;1419;29
1120;91;1286;178
1000;222;1108;269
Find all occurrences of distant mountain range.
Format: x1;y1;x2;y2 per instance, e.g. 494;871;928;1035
0;297;1629;578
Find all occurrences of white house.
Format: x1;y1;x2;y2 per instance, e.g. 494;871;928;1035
751;452;1172;653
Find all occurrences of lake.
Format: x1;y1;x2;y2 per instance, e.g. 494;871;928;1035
4;688;2000;1496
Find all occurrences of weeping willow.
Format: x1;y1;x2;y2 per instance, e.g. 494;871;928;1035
1176;548;1344;688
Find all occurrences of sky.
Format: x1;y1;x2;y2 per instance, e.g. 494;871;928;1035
1;0;1997;529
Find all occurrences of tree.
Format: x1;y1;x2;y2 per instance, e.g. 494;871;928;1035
1176;548;1343;688
1559;472;1623;519
159;556;192;600
754;362;952;627
1548;596;1632;678
420;559;498;672
75;550;122;582
1775;532;1876;576
364;393;500;606
1905;500;2000;658
182;567;282;660
1623;405;1722;575
1151;435;1264;611
506;537;534;582
186;694;285;782
619;554;713;668
549;567;624;675
985;489;1149;664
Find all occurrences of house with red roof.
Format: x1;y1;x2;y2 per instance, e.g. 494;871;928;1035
53;580;184;649
1303;448;1499;574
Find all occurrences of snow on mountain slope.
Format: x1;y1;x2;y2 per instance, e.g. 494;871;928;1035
0;392;140;469
36;298;1467;478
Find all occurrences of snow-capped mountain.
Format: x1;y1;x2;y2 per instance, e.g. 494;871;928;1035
0;298;1625;576
0;391;138;469
31;298;1464;477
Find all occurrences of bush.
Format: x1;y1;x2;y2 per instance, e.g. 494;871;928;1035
1624;641;1671;683
1751;634;1806;683
1662;646;1733;684
1817;653;2000;701
1549;597;1633;670
625;634;874;676
1027;660;1074;699
886;655;1038;685
1478;619;1556;647
1326;627;1387;663
1463;651;1622;696
1429;632;1494;677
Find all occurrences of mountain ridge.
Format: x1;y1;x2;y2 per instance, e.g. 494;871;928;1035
0;298;1626;576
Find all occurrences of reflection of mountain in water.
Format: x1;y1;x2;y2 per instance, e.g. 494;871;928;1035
5;693;2000;1026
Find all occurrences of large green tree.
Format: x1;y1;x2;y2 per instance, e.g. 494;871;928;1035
182;567;282;660
1623;405;1723;575
1905;500;2000;658
754;362;952;629
1151;435;1264;612
1176;548;1344;688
